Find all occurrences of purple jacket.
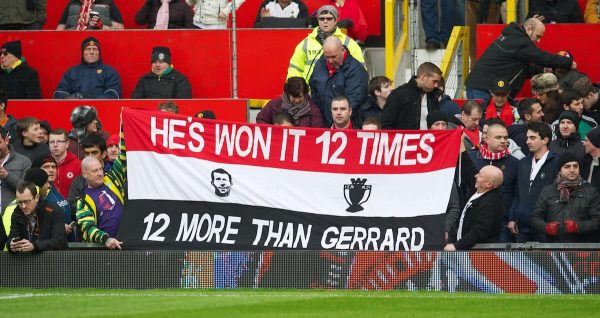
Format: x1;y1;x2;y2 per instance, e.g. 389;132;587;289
256;96;324;128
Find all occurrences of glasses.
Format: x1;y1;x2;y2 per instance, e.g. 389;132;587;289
318;17;335;22
49;140;67;145
16;199;34;206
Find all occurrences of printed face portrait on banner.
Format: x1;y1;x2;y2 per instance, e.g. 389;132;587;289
211;168;233;197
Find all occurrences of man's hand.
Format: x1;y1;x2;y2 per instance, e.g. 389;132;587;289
260;7;270;17
105;237;123;250
444;244;456;251
10;239;34;253
507;221;519;235
545;221;560;236
532;14;545;22
0;166;8;179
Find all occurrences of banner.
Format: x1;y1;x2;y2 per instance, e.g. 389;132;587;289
119;108;461;250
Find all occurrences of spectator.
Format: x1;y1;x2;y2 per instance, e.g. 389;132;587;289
584;0;600;23
49;128;81;198
13;117;50;168
451;100;483;150
573;76;600;124
195;110;216;119
549;110;585;160
437;77;461;118
0;125;31;213
426;111;449;130
136;0;194;29
465;18;573;100
527;0;583;23
40;156;76;242
508;98;545;157
356;76;392;127
67;105;108;160
0;90;18;138
106;134;119;163
421;0;451;50
273;111;294;127
38;121;50;144
444;165;505;250
0;41;41;99
582;127;600;193
309;36;368;128
256;76;323;128
554;88;597;139
287;5;364;82
531;72;561;124
361;117;382;131
330;96;353;130
483;78;519;127
132;47;192;99
54;37;122;99
7;181;67;253
56;0;124;30
0;0;46;30
254;0;309;28
468;120;519;242
187;0;245;29
157;101;179;114
331;0;369;44
532;152;600;243
482;118;525;160
75;135;126;250
381;62;442;130
508;122;558;242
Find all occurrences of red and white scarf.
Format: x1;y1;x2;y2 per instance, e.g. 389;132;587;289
76;0;95;30
154;0;171;30
478;142;510;160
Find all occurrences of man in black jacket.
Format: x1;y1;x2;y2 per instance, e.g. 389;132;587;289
132;46;192;99
381;62;442;130
0;40;41;99
465;18;573;100
444;165;505;250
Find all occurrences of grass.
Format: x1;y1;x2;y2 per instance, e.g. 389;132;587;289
0;289;598;318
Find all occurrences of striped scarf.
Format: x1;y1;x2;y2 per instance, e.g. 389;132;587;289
154;0;171;30
478;142;510;160
555;174;582;203
76;0;95;31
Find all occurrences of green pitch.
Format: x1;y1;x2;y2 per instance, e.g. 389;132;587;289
0;289;598;317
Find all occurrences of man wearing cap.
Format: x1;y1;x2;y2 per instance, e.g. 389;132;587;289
532;152;600;243
508;98;545;157
531;72;561;124
309;36;368;128
54;37;122;99
286;4;364;83
558;89;597;140
0;0;46;30
549;110;585;160
465;18;574;100
105;134;119;163
0;40;41;99
49;128;81;197
483;79;518;127
132;47;192;99
426;111;449;130
581;127;600;193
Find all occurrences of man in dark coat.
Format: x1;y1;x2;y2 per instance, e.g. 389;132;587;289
532;152;600;243
527;0;583;23
444;165;505;250
7;181;67;253
132;46;192;99
0;41;41;99
309;36;368;128
381;62;442;130
508;98;545;157
508;122;558;242
465;18;573;100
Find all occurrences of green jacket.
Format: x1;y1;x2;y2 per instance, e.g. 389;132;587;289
0;0;47;25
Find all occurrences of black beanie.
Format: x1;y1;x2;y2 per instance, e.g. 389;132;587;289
1;41;22;59
426;111;449;129
587;127;600;148
24;168;49;188
151;47;172;64
81;37;101;53
557;152;580;170
558;110;580;130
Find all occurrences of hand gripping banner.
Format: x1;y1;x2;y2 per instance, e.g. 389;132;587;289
118;108;462;250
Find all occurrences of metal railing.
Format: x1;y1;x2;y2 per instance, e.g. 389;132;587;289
440;26;469;99
384;0;408;83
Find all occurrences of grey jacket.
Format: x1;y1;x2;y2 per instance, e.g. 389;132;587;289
0;0;46;25
1;147;32;213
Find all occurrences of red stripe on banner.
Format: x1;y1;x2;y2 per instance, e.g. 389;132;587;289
123;108;461;174
470;253;537;293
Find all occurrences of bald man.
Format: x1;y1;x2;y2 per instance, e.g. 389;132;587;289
465;18;574;100
445;165;505;251
309;36;368;128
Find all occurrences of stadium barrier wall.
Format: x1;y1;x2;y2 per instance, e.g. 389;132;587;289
1;250;599;293
9;99;249;134
476;24;600;97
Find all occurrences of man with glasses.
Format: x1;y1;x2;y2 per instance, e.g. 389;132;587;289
49;128;81;197
7;181;66;253
286;5;364;83
0;40;42;99
53;37;121;99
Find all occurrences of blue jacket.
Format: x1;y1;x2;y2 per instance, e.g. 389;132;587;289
309;52;368;127
508;151;559;229
54;60;121;99
468;149;520;220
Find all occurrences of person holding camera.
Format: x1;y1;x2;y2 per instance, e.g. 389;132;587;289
7;181;67;253
56;0;124;30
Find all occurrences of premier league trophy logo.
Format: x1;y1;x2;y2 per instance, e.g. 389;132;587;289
343;178;372;212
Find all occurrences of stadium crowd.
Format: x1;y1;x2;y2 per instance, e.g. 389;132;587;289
0;0;600;252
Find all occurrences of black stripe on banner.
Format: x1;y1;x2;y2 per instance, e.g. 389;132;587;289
117;200;445;251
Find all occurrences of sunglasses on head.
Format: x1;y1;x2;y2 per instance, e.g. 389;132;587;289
318;16;335;22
